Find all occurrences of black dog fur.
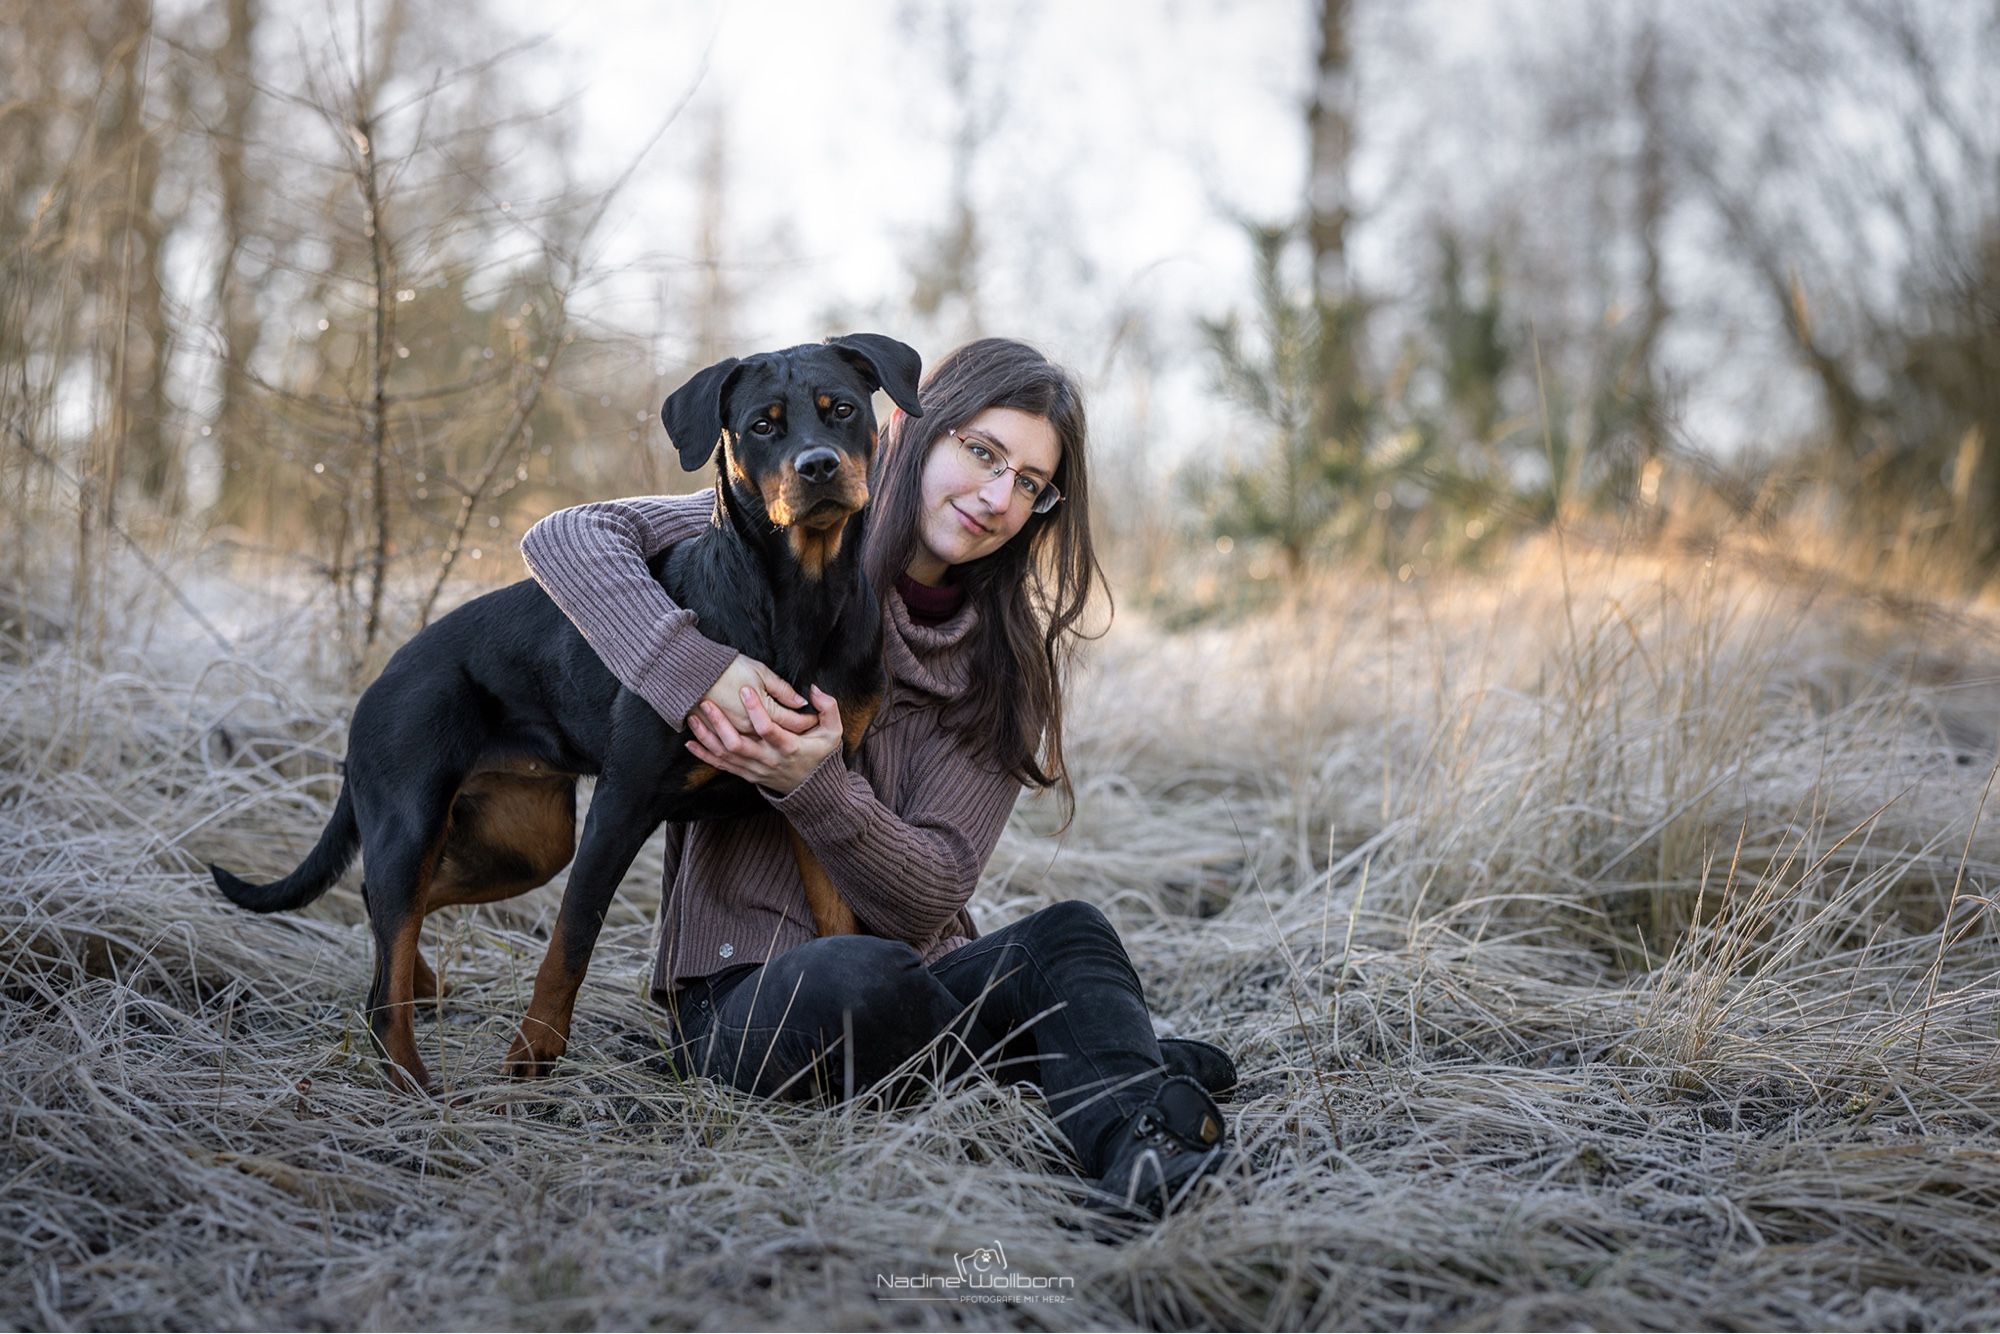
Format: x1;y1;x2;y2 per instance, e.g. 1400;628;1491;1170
209;333;923;1091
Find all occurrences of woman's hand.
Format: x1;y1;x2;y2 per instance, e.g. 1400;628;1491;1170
696;654;814;734
686;684;844;795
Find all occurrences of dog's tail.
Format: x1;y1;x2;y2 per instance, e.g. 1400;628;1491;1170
209;784;359;913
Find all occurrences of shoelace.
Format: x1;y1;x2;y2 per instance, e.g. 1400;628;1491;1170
1128;1107;1210;1154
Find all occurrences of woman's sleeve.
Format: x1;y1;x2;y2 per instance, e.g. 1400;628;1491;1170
765;730;1021;947
519;492;741;730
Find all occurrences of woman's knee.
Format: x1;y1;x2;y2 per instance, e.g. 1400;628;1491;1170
770;934;934;1025
1032;898;1118;942
753;935;962;1097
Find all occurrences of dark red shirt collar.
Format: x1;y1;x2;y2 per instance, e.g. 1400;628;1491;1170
894;572;966;627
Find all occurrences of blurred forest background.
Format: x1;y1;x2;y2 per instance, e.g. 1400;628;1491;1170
3;0;1997;662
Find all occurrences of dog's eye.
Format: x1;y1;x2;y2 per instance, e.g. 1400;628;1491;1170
831;402;855;419
749;419;776;436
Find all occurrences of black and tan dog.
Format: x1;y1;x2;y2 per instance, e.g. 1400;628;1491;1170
210;334;922;1092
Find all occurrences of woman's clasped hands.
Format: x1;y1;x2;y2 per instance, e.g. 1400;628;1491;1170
685;657;843;795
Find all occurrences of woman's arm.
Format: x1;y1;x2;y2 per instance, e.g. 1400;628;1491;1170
521;493;736;730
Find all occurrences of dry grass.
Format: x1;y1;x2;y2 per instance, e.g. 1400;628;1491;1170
5;528;2000;1331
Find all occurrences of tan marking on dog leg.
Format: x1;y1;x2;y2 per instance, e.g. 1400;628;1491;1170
377;912;430;1093
505;918;579;1078
370;824;454;1092
842;694;881;756
412;948;444;1001
789;826;858;937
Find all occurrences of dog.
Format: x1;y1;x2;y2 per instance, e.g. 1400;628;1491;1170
209;333;923;1092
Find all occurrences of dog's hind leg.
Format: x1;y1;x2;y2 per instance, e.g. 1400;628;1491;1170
345;684;490;1089
360;834;443;1093
354;785;462;1093
412;950;444;1001
503;776;658;1078
409;773;580;1007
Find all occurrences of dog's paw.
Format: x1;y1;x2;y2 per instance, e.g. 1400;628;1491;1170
384;1058;434;1096
502;1029;566;1079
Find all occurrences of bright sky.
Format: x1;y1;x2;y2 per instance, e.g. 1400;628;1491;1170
223;0;1844;471
503;0;1320;457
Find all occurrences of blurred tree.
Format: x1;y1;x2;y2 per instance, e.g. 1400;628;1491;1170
1686;0;1999;564
1620;16;1672;504
1397;227;1516;550
207;0;263;525
905;3;996;341
0;0;192;645
101;0;174;510
1301;0;1372;529
1305;0;1354;307
1189;0;1383;579
1197;224;1380;576
689;109;735;369
215;1;649;665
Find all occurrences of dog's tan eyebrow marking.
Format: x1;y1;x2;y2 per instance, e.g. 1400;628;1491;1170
765;403;784;421
816;393;833;410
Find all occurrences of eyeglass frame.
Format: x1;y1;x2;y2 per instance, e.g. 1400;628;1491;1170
944;427;1064;514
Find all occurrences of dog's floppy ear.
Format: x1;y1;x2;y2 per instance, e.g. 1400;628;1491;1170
826;334;924;419
660;357;743;473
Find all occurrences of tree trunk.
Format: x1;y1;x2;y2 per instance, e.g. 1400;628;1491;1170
1628;18;1670;471
212;0;261;523
1305;0;1354;306
104;0;174;513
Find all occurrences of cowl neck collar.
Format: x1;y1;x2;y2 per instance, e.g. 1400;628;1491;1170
884;584;977;700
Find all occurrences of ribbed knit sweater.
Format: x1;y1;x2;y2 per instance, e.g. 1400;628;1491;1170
518;491;1020;993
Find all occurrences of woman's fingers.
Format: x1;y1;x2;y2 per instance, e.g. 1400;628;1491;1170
809;685;843;738
762;701;817;733
740;687;799;749
700;701;750;753
690;689;846;792
748;672;814;733
753;666;809;711
687;711;715;747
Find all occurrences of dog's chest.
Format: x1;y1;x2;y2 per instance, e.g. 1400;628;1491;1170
658;538;861;686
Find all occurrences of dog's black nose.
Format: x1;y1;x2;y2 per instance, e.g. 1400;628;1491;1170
795;447;842;485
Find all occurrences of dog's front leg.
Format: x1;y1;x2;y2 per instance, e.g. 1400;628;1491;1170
503;775;661;1078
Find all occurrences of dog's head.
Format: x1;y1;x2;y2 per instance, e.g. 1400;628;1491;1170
661;334;923;549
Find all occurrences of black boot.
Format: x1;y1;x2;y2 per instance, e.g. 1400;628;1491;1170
1089;1075;1243;1220
1158;1036;1238;1098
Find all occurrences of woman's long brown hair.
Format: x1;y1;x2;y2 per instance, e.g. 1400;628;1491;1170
862;338;1107;819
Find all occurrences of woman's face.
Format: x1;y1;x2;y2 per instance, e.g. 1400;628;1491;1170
906;406;1061;586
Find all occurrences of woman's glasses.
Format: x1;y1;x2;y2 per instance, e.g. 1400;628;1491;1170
946;428;1063;514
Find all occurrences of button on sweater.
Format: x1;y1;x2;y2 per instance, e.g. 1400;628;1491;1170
519;491;1020;993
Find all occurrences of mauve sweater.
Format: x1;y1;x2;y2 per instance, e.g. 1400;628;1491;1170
518;491;1019;994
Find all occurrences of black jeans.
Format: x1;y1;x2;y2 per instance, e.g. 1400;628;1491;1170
664;899;1167;1177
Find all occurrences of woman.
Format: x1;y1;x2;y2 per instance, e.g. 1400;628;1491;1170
521;337;1240;1218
